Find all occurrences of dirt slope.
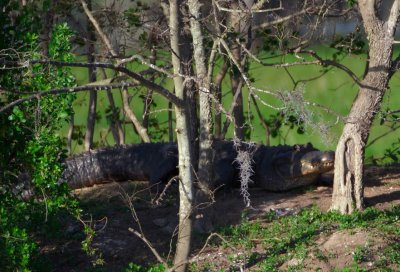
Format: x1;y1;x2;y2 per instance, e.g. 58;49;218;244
39;166;400;271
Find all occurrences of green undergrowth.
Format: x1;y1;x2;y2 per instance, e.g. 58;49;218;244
189;205;400;271
124;205;399;271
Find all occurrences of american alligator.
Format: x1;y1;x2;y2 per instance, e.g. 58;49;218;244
61;141;334;192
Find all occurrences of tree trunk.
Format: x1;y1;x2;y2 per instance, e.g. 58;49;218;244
180;17;199;167
168;101;174;143
142;47;157;129
84;0;97;151
214;61;228;139
106;89;124;145
40;0;55;57
85;87;97;150
169;1;195;271
330;0;399;213
188;0;215;233
99;67;125;145
67;113;74;156
230;68;244;140
227;1;246;140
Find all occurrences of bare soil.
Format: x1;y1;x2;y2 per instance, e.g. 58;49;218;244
39;166;400;271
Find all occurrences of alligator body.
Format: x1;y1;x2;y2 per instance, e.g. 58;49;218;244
61;141;334;192
62;143;178;190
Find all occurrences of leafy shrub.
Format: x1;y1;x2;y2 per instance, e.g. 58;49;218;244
0;10;78;270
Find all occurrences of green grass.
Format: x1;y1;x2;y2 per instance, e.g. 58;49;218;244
210;205;400;271
65;46;400;161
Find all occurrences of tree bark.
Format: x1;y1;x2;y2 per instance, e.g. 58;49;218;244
106;89;124;145
330;0;399;213
67;113;74;156
168;101;174;143
85;87;97;150
227;1;246;140
84;0;97;151
99;67;125;145
142;47;157;129
40;0;56;57
214;61;228;139
169;0;195;271
188;0;215;233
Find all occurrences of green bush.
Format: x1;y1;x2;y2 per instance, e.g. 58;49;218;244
0;13;79;270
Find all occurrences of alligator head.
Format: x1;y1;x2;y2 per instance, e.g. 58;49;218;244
254;143;335;191
297;148;335;176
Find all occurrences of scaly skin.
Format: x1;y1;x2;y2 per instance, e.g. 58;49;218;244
62;143;178;191
253;143;334;191
60;141;334;192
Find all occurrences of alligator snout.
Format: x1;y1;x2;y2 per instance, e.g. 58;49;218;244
301;150;335;175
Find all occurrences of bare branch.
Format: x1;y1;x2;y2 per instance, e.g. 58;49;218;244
80;0;117;57
359;0;379;38
0;83;137;113
16;59;184;107
386;0;400;36
298;50;363;86
252;9;309;31
119;54;174;78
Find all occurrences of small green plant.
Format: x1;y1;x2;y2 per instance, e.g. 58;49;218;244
333;266;368;272
314;249;329;262
81;225;104;267
375;242;400;269
352;245;371;264
124;262;165;272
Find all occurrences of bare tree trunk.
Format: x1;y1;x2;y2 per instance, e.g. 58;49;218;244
330;0;399;213
106;89;124;145
142;47;157;129
67;114;74;156
181;24;199;167
85;87;97;150
251;94;271;145
227;1;246;140
214;61;228;139
230;68;244;139
188;0;215;233
99;66;125;145
84;0;97;151
122;88;151;143
168;101;174;143
40;0;56;57
169;1;195;271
